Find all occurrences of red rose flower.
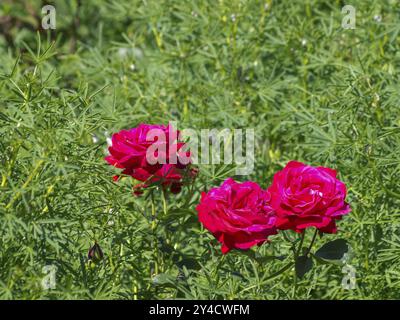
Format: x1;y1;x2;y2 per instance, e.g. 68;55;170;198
131;164;197;195
105;123;192;193
196;178;277;254
267;161;351;233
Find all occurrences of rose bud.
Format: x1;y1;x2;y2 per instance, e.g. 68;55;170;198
88;243;104;263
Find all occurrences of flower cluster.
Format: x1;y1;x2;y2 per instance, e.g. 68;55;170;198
105;123;194;194
106;124;351;254
196;161;351;253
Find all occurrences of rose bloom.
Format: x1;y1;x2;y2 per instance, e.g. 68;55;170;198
267;161;351;233
105;123;192;193
196;178;277;254
132;164;196;195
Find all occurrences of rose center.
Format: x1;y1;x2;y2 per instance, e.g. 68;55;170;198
309;189;323;197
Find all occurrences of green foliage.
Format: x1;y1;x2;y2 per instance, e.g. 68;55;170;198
315;239;349;261
295;256;314;279
1;0;400;299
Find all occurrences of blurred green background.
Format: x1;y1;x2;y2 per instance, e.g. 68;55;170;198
1;0;400;299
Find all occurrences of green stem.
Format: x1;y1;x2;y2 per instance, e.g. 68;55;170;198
292;230;306;299
305;228;318;256
265;261;294;282
1;174;6;187
161;189;168;216
6;159;44;210
161;189;170;272
239;261;294;295
295;231;306;258
282;230;295;244
151;197;159;276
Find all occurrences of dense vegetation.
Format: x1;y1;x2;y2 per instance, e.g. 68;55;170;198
1;0;400;299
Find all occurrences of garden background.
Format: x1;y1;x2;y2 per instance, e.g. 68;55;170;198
1;0;400;299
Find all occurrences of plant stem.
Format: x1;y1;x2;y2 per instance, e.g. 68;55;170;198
305;228;318;256
151;197;159;276
295;231;306;258
161;189;168;216
292;230;306;299
161;188;171;272
6;159;44;210
291;228;319;299
239;261;294;294
264;261;294;281
1;174;6;187
282;230;295;244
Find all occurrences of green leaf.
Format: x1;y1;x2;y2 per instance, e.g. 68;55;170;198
152;273;176;287
315;239;349;261
295;255;313;279
176;257;201;270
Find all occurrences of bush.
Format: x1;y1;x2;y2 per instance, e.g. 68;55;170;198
1;0;400;299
